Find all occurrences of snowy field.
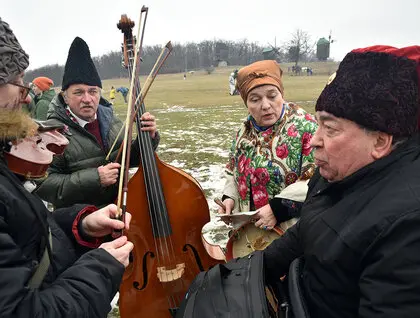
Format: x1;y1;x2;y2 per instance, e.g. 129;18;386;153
147;104;248;246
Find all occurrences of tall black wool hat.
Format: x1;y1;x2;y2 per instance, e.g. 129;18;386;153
61;37;102;90
316;45;420;137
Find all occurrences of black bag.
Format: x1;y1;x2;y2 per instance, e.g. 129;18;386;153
176;251;280;318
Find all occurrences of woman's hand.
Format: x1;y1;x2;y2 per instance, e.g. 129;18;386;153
82;204;132;238
140;112;157;138
217;198;235;224
254;204;277;230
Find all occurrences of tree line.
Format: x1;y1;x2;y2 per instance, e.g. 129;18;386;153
25;30;319;86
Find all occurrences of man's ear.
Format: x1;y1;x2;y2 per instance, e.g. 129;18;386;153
61;91;67;103
371;132;393;159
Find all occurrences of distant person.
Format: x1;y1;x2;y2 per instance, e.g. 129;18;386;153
218;60;318;230
109;86;116;104
306;67;313;76
35;37;160;208
116;86;129;103
228;69;239;95
31;76;55;120
183;73;187;80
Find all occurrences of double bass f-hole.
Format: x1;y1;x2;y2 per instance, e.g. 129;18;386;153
132;244;205;292
133;251;154;291
182;244;205;272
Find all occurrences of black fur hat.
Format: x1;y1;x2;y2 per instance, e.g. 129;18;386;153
316;45;420;137
61;37;101;91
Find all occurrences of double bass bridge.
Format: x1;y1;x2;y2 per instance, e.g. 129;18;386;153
157;263;185;282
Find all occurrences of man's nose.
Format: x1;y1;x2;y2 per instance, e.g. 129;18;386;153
21;94;31;105
81;92;93;103
310;127;323;148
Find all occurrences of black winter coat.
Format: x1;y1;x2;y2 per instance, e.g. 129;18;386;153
0;159;123;317
264;135;420;317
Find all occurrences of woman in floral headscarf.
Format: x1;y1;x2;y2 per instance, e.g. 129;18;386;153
218;60;317;230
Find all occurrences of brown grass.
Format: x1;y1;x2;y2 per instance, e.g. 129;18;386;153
102;61;338;115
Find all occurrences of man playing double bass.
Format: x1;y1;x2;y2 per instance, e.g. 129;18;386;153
36;36;160;208
0;17;133;317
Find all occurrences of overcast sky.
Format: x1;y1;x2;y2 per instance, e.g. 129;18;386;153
2;0;419;70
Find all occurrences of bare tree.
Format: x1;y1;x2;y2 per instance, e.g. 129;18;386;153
284;29;314;67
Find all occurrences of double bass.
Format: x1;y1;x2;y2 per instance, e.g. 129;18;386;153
116;12;221;317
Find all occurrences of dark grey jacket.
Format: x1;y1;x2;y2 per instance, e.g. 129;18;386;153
36;94;159;208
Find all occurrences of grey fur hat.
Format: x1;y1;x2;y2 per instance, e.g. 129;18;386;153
0;17;29;84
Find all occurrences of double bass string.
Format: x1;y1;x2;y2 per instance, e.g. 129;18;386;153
124;19;183;308
134;80;182;310
124;8;167;270
141;45;188;308
134;48;185;308
129;44;177;267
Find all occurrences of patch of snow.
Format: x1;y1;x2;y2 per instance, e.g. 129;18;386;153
158;105;197;113
111;293;119;308
197;147;230;157
168;159;186;168
165;148;184;153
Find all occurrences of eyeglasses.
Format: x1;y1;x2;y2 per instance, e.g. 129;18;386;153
8;82;31;100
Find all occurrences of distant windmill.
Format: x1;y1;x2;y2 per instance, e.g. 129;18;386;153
316;30;336;61
328;30;335;44
263;37;282;61
270;43;282;57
